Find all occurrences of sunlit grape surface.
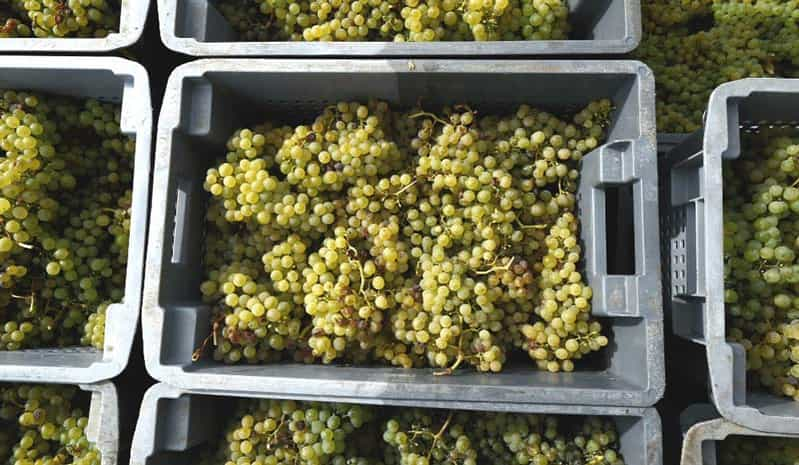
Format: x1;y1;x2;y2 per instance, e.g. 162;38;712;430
0;90;133;351
215;0;570;41
0;0;120;38
196;99;615;375
199;399;625;465
0;384;101;465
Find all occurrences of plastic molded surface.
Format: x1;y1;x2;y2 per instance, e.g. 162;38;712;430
144;59;663;407
662;78;799;433
679;404;799;465
82;382;120;465
0;56;152;384
158;0;640;56
657;133;688;154
0;1;149;52
130;383;663;465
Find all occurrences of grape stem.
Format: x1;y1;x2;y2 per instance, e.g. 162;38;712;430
266;414;288;450
434;325;473;376
428;412;454;459
347;244;375;311
515;219;549;230
434;352;464;376
191;314;223;362
474;256;515;275
391;179;418;197
408;111;449;126
407;411;454;461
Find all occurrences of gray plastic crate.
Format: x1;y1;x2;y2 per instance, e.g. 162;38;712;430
679;404;799;465
143;59;663;407
657;133;688;155
130;383;663;465
662;78;799;434
0;1;150;52
0;56;152;384
158;0;640;56
83;381;120;465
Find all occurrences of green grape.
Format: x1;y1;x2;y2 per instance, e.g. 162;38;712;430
723;132;799;402
211;398;377;465
635;0;799;133
719;435;799;465
206;399;625;465
215;0;569;42
0;90;134;351
0;383;101;465
198;99;614;374
0;0;121;38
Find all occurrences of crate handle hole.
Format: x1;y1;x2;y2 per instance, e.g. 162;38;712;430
604;183;636;275
171;181;193;265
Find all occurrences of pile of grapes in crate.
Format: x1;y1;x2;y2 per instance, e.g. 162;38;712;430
200;398;625;465
215;0;570;42
0;90;134;351
716;435;799;465
0;1;121;38
635;0;799;133
196;98;614;374
723;131;799;403
0;384;101;465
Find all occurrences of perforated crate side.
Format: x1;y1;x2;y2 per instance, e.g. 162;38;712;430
662;78;799;434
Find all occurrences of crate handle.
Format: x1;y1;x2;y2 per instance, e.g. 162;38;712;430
579;139;659;318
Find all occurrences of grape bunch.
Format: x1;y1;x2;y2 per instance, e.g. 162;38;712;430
207;399;376;465
198;99;614;374
206;399;625;465
0;384;101;465
722;132;799;401
718;435;799;465
0;90;134;351
215;0;569;42
0;0;121;38
634;0;799;133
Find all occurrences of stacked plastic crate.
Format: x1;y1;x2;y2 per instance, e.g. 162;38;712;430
0;5;152;465
127;2;665;464
662;79;799;461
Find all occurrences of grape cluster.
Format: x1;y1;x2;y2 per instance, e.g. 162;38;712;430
0;90;134;351
208;399;375;465
0;0;120;38
199;99;614;374
206;399;625;465
0;384;101;465
634;0;799;133
215;0;569;42
718;435;799;465
722;132;799;401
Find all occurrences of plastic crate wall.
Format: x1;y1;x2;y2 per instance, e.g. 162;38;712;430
662;78;799;433
0;56;152;384
143;59;663;407
130;383;662;465
679;404;799;465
